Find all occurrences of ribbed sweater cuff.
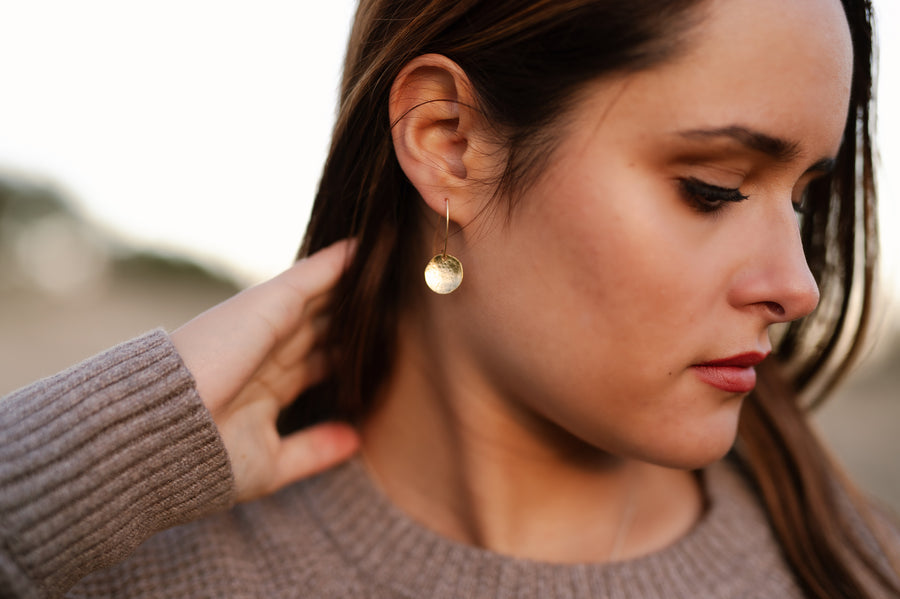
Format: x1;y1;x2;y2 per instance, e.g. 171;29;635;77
0;329;235;597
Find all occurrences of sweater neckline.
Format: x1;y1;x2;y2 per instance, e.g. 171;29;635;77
300;457;789;598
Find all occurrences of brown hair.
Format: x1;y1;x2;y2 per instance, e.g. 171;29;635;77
284;1;899;596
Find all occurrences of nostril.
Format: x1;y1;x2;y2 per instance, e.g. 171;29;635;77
763;301;785;317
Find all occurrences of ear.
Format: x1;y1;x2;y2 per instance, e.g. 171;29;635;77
389;54;499;225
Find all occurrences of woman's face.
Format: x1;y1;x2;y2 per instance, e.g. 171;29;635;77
453;0;852;468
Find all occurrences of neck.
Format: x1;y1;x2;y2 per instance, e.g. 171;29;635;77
360;310;704;563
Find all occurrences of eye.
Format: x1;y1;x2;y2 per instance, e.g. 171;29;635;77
792;193;810;216
678;177;749;213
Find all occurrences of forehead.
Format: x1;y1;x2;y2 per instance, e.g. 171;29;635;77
690;0;853;97
576;0;853;160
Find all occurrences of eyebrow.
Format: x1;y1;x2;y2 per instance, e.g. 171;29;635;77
677;126;836;174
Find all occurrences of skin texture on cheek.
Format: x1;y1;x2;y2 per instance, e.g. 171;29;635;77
456;123;741;468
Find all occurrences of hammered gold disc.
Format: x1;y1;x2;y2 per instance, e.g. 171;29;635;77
424;254;463;294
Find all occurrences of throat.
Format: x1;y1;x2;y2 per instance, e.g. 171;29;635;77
359;312;705;563
360;404;704;563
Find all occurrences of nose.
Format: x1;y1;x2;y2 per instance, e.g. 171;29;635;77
727;206;820;324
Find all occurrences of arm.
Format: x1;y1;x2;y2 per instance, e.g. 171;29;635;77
0;331;232;597
0;240;360;598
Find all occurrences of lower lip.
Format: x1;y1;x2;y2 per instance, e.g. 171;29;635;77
691;365;757;393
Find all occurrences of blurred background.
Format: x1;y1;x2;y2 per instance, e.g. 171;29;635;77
0;1;898;512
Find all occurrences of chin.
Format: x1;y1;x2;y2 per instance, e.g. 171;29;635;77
625;412;743;471
647;439;737;471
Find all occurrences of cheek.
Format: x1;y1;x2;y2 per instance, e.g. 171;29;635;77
537;165;714;344
462;167;743;466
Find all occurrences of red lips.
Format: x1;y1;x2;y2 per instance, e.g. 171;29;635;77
692;352;769;393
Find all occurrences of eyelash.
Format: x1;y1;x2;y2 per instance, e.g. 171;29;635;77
679;177;749;213
793;190;812;216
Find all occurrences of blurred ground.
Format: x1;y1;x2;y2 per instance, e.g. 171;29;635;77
814;337;900;514
0;176;240;388
0;271;238;387
1;176;898;517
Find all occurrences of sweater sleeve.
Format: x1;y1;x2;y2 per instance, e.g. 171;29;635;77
0;330;236;598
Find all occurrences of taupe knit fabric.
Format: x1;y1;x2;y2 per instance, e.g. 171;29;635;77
0;331;235;598
0;330;879;598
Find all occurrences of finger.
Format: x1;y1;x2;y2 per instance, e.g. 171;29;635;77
301;288;335;320
274;238;357;300
270;312;331;370
238;240;354;346
268;422;360;494
255;346;333;408
298;348;332;391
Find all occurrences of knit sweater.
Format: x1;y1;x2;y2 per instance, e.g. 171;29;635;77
0;330;890;598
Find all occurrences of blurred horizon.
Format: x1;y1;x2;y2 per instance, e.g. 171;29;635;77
0;0;358;286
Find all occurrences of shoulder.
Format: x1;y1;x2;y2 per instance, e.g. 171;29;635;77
69;466;365;598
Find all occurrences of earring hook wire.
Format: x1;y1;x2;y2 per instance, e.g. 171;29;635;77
442;198;449;258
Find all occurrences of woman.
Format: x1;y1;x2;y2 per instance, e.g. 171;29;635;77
2;0;898;597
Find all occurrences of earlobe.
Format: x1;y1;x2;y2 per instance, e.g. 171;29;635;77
389;54;493;223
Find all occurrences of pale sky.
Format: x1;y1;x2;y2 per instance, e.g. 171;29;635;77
0;0;357;283
0;0;898;296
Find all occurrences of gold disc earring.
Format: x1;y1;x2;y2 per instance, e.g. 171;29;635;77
424;198;463;294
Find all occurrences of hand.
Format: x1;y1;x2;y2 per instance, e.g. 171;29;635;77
171;239;360;502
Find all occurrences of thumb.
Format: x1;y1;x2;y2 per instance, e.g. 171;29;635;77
265;422;361;498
